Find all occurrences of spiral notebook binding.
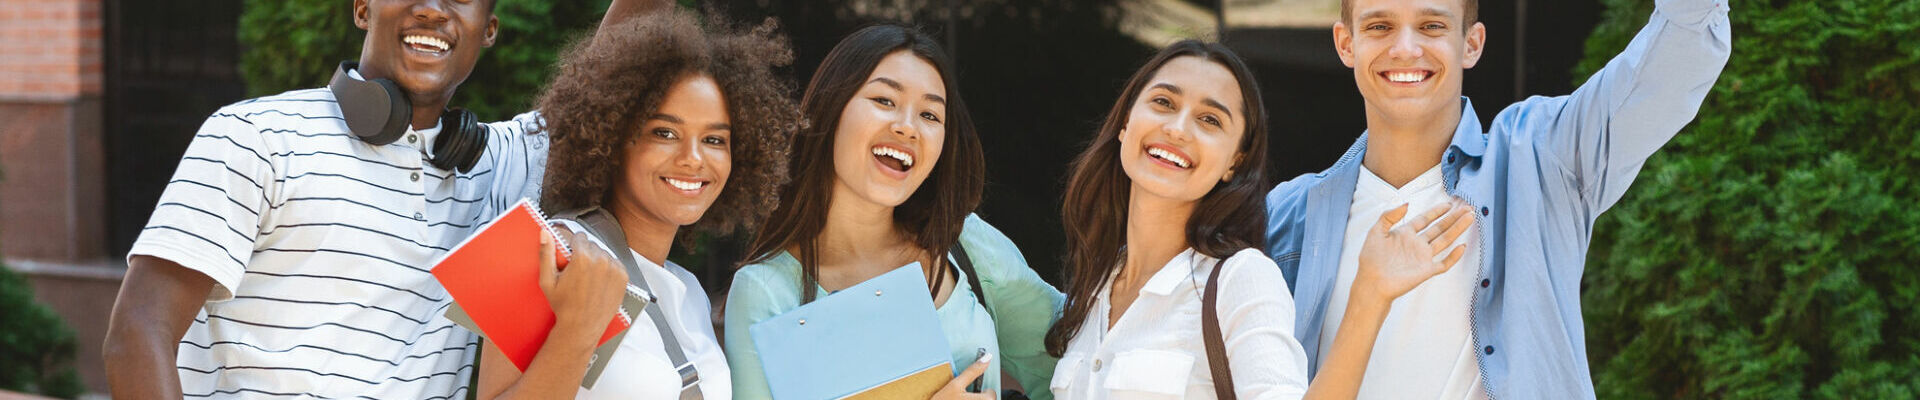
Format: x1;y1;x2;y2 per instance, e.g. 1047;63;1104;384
522;199;574;258
614;305;635;326
615;284;648;326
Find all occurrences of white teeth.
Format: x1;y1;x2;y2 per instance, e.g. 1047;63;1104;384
403;35;450;52
1387;71;1427;83
1147;147;1191;168
871;147;914;168
664;178;704;191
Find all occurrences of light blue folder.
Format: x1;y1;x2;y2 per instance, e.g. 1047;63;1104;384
750;263;954;399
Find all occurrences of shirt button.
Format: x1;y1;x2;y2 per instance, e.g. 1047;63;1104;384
1484;346;1495;355
1480;279;1490;288
1092;359;1103;372
410;172;421;182
1446;154;1456;163
1480;206;1490;216
407;134;418;144
413;212;424;221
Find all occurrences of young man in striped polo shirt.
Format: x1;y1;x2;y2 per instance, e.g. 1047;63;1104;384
99;0;667;398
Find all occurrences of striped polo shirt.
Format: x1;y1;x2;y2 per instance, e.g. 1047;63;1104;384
128;87;548;399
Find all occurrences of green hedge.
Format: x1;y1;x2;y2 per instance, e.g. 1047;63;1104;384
0;162;85;398
239;0;616;121
0;262;86;398
1578;0;1920;398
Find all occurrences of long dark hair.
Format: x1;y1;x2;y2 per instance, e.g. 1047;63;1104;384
740;24;984;299
1044;40;1271;357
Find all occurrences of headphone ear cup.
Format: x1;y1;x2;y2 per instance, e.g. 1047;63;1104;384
429;108;489;173
329;61;412;145
360;78;413;145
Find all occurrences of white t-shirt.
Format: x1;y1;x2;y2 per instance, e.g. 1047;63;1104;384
131;88;549;399
1318;164;1486;399
555;220;732;400
1050;248;1309;400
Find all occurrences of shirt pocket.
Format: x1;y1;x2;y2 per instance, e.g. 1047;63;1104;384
1273;251;1302;288
1050;353;1084;398
1103;349;1195;399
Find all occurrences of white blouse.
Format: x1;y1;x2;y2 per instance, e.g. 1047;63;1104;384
1050;248;1309;400
555;220;732;400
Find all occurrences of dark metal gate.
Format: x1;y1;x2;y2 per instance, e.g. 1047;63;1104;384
103;0;247;256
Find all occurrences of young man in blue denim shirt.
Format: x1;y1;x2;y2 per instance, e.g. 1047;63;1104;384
1264;0;1731;398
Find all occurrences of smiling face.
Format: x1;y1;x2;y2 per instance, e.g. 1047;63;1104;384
612;74;734;228
1118;55;1248;203
352;0;498;109
1335;0;1484;122
827;50;949;209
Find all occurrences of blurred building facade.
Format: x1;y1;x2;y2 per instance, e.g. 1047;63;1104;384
2;0;242;394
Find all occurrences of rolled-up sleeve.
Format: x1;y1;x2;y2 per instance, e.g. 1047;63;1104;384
1527;0;1732;213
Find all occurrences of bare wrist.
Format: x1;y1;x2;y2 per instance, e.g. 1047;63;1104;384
1348;286;1394;319
546;321;602;354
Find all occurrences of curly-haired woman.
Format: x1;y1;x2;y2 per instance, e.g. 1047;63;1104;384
474;9;803;399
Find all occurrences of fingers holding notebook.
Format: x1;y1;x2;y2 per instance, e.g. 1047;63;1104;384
934;353;996;400
543;228;629;331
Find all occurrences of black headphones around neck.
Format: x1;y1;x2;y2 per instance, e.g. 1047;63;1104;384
328;61;488;173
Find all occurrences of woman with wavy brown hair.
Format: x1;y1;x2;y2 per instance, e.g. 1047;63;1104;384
725;24;1064;400
1043;40;1475;400
474;9;802;399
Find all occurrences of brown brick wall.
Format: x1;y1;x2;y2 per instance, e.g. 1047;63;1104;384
1;99;107;262
0;0;104;99
1;0;114;395
0;0;108;261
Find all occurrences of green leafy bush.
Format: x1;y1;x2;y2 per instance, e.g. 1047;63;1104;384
1578;0;1920;398
239;0;614;120
0;262;86;398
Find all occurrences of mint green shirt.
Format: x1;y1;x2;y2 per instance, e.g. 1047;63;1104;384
725;214;1065;400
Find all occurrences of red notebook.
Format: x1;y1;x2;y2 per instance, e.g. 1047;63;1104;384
430;199;632;371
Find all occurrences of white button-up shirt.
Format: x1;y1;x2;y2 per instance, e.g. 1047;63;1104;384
1050;248;1309;400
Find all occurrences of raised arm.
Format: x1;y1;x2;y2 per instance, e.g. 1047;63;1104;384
478;112;550;213
1529;0;1732;213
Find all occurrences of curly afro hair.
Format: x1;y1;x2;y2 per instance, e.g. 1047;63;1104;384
536;9;803;244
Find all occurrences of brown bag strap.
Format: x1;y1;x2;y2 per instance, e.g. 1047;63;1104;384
949;242;993;316
1202;257;1236;400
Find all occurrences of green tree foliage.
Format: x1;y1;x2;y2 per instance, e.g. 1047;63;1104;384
1578;0;1920;398
0;262;86;398
238;0;615;120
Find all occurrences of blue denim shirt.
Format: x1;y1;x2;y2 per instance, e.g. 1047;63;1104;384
1262;0;1731;398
